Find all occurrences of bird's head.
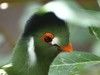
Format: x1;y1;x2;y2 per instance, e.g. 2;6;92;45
22;12;73;57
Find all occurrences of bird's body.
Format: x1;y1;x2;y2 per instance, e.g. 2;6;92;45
0;11;72;75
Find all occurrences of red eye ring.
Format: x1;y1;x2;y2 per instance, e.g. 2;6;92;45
41;32;54;43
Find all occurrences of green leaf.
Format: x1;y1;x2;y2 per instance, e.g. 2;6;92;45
49;51;100;75
89;26;100;40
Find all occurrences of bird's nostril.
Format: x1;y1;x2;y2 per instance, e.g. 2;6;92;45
41;32;54;43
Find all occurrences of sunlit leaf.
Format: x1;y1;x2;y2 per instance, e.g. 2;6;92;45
43;1;100;27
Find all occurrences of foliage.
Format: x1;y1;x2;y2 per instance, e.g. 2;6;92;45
49;51;100;75
0;0;100;75
48;1;100;75
89;26;100;40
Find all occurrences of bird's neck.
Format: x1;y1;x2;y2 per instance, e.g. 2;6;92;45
12;36;31;67
12;36;52;75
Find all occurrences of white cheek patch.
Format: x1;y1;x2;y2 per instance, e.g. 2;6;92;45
28;37;37;66
2;63;12;69
0;69;8;75
51;37;60;45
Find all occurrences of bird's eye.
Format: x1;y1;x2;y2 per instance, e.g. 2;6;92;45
41;32;54;43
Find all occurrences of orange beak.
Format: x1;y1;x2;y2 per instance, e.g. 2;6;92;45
61;43;73;52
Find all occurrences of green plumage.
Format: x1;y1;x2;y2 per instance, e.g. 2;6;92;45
0;10;69;75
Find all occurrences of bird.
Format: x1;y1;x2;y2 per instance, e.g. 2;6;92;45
0;11;73;75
